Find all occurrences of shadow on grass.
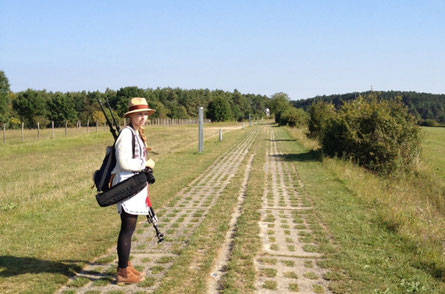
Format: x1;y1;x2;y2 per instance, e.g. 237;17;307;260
0;255;85;278
272;149;322;162
267;138;296;142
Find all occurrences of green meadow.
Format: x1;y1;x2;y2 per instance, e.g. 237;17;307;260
422;126;445;179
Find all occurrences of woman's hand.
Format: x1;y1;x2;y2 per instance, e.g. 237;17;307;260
146;158;155;169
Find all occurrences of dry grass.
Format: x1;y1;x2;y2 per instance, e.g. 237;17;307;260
0;122;242;206
1;125;102;144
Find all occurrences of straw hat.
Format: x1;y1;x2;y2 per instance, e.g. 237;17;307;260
123;97;156;117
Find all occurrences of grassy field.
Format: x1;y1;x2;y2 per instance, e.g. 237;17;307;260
0;122;246;293
1;123;444;293
1;125;110;145
422;126;445;179
1;120;222;145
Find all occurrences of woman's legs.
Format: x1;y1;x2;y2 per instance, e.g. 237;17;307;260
117;210;138;269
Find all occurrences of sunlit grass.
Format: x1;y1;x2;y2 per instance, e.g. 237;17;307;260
422;126;445;179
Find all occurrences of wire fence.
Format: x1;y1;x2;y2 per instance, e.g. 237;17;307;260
2;118;211;144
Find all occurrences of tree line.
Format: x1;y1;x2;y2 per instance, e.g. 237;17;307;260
292;90;445;125
0;70;270;128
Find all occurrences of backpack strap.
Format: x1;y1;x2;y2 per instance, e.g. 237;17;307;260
132;130;136;159
124;125;137;159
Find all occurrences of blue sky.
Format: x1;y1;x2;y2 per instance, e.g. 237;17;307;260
1;0;444;100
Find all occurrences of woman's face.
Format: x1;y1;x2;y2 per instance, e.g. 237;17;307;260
129;111;149;128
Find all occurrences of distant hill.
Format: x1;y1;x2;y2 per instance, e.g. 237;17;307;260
291;91;445;123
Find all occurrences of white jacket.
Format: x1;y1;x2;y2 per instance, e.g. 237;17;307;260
112;127;150;215
112;127;146;175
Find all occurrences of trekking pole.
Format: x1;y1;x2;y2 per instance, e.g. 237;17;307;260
97;98;118;140
152;222;164;243
105;97;121;133
147;204;164;243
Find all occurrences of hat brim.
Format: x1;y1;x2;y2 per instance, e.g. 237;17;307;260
124;108;156;118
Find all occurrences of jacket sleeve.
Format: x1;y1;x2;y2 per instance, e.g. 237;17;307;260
114;128;145;172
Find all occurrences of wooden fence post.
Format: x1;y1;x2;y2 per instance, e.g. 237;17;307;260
51;121;54;138
3;124;5;144
65;121;67;136
37;122;40;139
96;121;98;132
21;122;24;142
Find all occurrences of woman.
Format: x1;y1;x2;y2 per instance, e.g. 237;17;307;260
111;97;156;284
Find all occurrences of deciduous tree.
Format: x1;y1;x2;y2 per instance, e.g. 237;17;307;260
207;97;233;122
0;70;10;124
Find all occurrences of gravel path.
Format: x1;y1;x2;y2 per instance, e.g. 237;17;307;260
57;129;259;294
253;127;331;293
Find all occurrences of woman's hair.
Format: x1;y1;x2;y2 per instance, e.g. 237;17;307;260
138;126;147;148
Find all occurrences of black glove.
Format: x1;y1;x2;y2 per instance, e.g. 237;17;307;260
144;167;156;184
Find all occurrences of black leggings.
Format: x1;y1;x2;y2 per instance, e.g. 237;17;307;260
117;210;138;269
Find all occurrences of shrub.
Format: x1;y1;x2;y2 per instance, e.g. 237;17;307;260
270;92;291;123
308;101;336;139
320;95;422;174
8;117;22;129
32;116;50;128
280;107;308;127
91;110;106;125
420;119;439;127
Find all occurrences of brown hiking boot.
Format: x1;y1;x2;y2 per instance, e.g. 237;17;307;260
128;261;146;278
116;267;143;284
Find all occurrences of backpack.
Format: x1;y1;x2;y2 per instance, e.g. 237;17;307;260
93;141;118;193
93;127;136;193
